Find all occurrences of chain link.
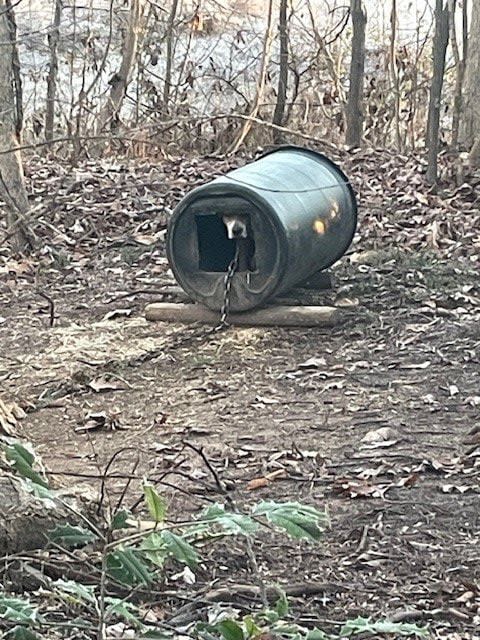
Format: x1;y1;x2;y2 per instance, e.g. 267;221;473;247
132;242;240;366
217;241;240;329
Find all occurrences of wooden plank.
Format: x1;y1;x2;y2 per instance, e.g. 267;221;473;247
145;303;342;327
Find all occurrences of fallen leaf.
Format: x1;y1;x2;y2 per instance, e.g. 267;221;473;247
76;411;125;433
254;395;279;405
88;375;128;393
442;484;473;494
0;399;26;436
361;426;396;443
246;469;286;491
398;361;431;370
414;191;429;205
246;477;270;491
102;309;133;321
297;356;327;369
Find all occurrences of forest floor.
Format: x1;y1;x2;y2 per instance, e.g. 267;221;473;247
0;147;479;639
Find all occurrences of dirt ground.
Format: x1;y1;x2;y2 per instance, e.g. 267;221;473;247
0;150;479;638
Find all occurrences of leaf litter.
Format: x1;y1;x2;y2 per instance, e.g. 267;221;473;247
0;148;479;637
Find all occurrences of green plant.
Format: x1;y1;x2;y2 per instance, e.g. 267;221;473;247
0;440;429;639
195;602;428;639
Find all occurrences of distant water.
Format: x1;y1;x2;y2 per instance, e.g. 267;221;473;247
12;0;442;123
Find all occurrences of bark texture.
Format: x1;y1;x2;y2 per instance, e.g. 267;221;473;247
272;0;288;144
45;0;63;142
426;0;449;184
0;471;98;557
0;2;33;251
345;0;367;148
96;0;146;135
460;0;480;166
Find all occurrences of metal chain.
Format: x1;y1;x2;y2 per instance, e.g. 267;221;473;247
218;241;240;329
131;243;240;366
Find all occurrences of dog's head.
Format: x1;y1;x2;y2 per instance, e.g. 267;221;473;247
222;214;248;239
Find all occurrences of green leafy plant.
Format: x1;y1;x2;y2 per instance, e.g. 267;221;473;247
4;442;49;489
197;605;429;640
143;483;168;524
0;441;429;640
339;617;428;637
252;501;329;541
48;523;98;548
0;596;41;625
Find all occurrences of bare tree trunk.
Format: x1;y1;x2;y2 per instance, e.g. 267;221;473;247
460;0;480;167
229;0;275;154
448;0;463;149
390;0;402;150
96;0;146;136
6;0;22;137
163;0;180;116
345;0;366;148
306;1;346;131
272;0;288;144
45;0;63;142
426;0;449;185
0;1;34;252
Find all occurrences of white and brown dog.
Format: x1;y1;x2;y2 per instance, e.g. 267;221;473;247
221;214;255;270
222;213;248;239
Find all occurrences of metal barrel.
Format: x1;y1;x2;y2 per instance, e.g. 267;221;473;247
166;146;357;311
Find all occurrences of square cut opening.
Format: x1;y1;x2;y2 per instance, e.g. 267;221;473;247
196;213;255;272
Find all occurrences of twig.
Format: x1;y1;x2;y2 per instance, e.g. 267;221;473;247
114;455;139;515
182;440;227;494
245;536;269;608
36;290;55;327
205;581;346;603
96;548;108;640
97;447;140;517
354;524;369;554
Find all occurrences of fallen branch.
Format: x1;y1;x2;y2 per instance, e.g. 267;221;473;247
205;581;347;604
145;302;342;328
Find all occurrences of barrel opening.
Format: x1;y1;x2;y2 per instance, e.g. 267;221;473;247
195;213;256;272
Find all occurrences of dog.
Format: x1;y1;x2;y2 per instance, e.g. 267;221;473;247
221;214;255;271
222;213;248;239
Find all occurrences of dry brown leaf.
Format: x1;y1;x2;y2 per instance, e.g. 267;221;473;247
246;477;270;491
0;398;26;436
76;411;125;433
246;469;286;491
88;375;128;393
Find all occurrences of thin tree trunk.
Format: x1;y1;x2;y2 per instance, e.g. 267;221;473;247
460;0;480;167
229;0;275;154
426;0;449;185
306;1;346;131
5;0;22;137
345;0;367;148
163;0;180;116
390;0;402;150
96;0;146;135
0;1;34;252
272;0;288;144
45;0;63;142
448;0;461;148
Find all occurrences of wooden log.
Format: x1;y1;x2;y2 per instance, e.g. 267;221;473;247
0;472;98;557
145;302;342;327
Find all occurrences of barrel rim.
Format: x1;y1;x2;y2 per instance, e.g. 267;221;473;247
166;183;289;310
